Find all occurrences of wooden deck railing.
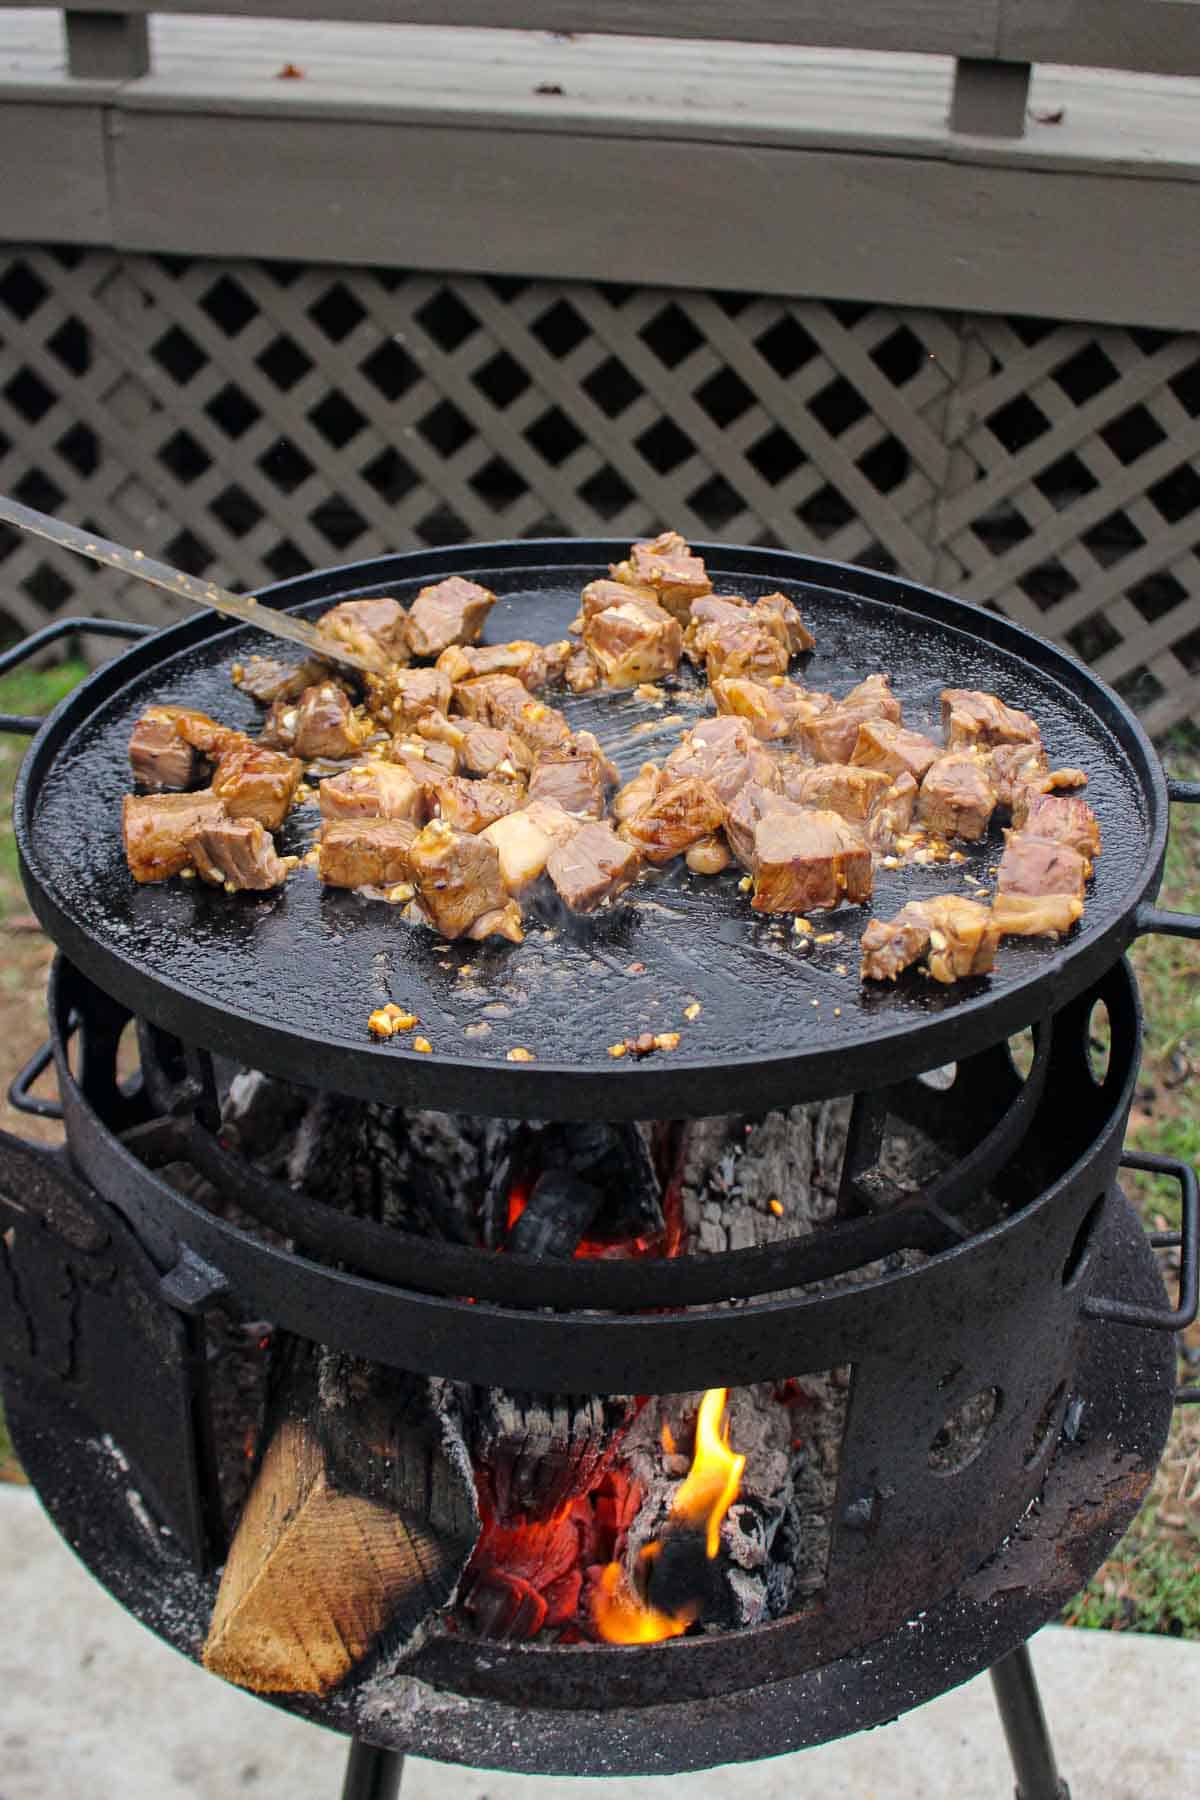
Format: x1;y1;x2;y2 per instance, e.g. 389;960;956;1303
6;0;1200;135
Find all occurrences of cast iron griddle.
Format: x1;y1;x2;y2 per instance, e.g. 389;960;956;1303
15;542;1167;1119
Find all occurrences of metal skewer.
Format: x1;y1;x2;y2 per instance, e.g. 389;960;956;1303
0;494;390;676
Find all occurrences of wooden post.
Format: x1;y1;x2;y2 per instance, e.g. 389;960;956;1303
950;57;1032;137
64;10;151;80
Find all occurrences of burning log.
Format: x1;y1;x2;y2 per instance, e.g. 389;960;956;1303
202;1346;478;1695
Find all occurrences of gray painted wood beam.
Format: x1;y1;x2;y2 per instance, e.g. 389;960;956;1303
64;10;149;79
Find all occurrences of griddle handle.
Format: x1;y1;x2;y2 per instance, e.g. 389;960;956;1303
0;616;154;733
7;1039;63;1121
1084;1153;1198;1342
1130;779;1200;939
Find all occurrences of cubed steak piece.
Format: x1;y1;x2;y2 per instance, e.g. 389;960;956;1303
405;577;495;657
408;819;511;939
751;808;872;914
867;772;919;852
318;819;417;890
529;743;612;818
430;775;523;835
779;762;892;824
583;596;683;686
318;597;410;666
850;719;940;784
579;577;660;624
609;530;711;621
457;721;534;781
233;655;325;706
723;782;802;868
619;776;726;864
296;683;370;760
319;761;424;823
703;618;790;684
1010;791;1101;872
612;762;664;823
990;893;1084;938
129;709;203;792
860;896;999;985
391;732;458;779
122;791;228;883
918;752;997;841
163;707;249;762
436;640;550;687
563;646;601;693
995;832;1088;901
189;817;289;892
752;592;815;655
212;745;302;831
386;667;452;729
942;688;1040;751
799;676;901;764
546;820;641;912
711;676;831;742
988;742;1087;810
665;715;775;806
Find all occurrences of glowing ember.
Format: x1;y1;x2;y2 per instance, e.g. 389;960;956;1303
593;1388;746;1644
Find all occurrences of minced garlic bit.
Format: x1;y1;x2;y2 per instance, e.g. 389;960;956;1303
881;855;900;869
368;1003;419;1039
387;882;415;902
835;963;849;977
814;931;837;944
768;1198;785;1217
792;917;812;934
179;867;195;880
412;1036;433;1054
684;1001;702;1021
738;875;753;893
231;662;244;681
506;1047;535;1062
653;1032;681;1052
635;682;665;703
833;1007;842;1017
607;1042;628;1059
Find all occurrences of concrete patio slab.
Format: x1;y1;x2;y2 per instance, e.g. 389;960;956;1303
1;1484;1195;1799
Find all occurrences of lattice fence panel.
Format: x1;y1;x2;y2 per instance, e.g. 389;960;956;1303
1;248;1197;733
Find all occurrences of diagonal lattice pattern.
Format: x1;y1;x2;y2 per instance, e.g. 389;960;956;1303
1;249;1197;732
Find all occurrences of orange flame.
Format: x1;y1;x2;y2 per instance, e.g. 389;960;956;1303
593;1388;745;1644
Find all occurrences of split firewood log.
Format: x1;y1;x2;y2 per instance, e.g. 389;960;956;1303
203;1345;478;1695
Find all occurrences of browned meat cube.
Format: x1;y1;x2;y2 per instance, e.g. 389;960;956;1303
481;803;577;894
405;577;495;657
408;819;507;938
529;746;609;817
850;719;940;784
610;531;711;621
456;721;532;780
233;655;326;706
996;831;1088;901
122;792;227;883
703;619;789;684
843;674;902;722
942;688;1040;751
584;596;683;686
612;762;664;823
861;896;999;985
620;777;726;865
723;782;802;868
291;684;369;760
711;676;831;742
780;762;892;824
430;776;523;834
435;641;549;688
386;667;452;729
318;819;417;890
683;593;749;654
752;592;815;655
319;761;424;824
318;596;410;666
563;646;601;693
751;809;872;914
392;732;458;775
546;820;641;912
129;710;203;792
867;772;919;852
991;892;1083;938
452;672;530;723
162;707;248;761
414;709;467;752
1010;791;1101;872
918;753;997;841
189;817;288;892
505;695;573;759
987;744;1087;812
800;680;900;764
665;716;775;806
212;745;302;831
579;577;659;624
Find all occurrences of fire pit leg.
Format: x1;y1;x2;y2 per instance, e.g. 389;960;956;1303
989;1644;1070;1799
339;1740;404;1800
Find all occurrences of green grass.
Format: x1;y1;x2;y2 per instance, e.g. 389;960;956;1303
0;660;88;920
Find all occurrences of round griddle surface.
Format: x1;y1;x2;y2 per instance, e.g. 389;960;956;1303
15;543;1165;1118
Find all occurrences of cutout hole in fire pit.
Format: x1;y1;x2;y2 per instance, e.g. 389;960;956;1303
1062;1194;1106;1288
1007;1028;1036;1081
928;1386;1002;1475
1087;999;1113;1085
1023;1382;1067;1469
917;1063;957;1092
